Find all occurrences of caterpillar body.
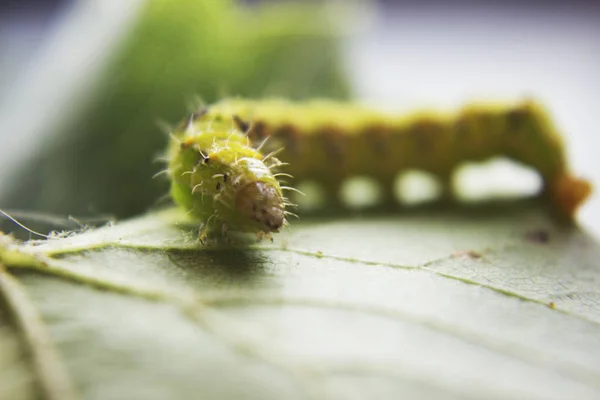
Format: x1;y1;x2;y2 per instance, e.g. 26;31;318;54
166;98;592;241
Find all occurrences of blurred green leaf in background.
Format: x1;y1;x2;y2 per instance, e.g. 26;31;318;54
0;0;350;226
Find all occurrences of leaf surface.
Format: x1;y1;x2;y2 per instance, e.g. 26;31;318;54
1;202;600;400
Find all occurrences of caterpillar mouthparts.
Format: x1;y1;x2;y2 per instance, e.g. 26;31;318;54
235;181;285;233
165;97;592;243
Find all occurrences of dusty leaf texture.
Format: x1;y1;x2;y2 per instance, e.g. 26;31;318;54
1;201;600;400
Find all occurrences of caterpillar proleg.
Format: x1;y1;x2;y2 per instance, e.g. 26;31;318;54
166;98;592;241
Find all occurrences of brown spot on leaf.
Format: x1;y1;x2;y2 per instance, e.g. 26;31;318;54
451;250;483;259
525;229;550;244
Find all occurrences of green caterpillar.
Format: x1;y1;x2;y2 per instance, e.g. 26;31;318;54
166;98;592;241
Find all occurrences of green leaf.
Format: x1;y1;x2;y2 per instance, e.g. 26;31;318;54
1;201;600;399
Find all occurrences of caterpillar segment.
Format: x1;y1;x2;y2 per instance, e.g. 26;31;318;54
167;98;592;241
205;98;591;216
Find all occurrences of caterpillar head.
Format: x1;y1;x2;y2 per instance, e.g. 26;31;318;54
548;173;592;219
167;125;288;238
223;155;286;234
235;181;285;232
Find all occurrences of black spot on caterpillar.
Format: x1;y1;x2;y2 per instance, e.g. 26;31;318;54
232;115;250;134
166;98;592;241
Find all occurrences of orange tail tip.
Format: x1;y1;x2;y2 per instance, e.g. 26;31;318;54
549;174;593;218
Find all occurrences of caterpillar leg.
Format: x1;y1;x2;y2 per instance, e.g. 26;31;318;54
256;231;274;243
198;224;212;244
379;175;401;209
322;180;345;210
438;171;456;204
547;173;592;219
198;213;224;244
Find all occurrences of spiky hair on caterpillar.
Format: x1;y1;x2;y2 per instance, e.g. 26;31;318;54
166;112;292;243
166;98;592;242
